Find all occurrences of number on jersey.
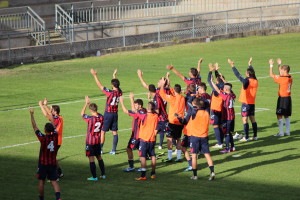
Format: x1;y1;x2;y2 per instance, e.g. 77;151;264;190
47;141;55;152
94;122;101;133
110;97;120;106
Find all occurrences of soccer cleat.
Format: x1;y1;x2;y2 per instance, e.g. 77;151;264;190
239;137;250;142
219;149;230;153
101;151;103;155
150;174;157;179
233;132;240;139
172;149;178;155
175;159;182;162
274;133;284;137
122;167;135;172
87;177;98;181
158;146;162;150
56;178;60;182
184;166;192;172
209;172;215;181
284;133;290;136
230;147;236;152
136;168;143;172
59;173;64;178
211;144;223;148
135;177;147;181
190;176;198;180
99;175;106;179
109;151;116;155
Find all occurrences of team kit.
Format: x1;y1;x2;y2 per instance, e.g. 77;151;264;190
29;58;292;200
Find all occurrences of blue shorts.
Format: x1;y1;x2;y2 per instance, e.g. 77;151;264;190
210;110;222;125
37;165;57;181
102;112;118;132
86;144;101;157
127;138;140;150
157;120;168;134
138;140;155;158
190;136;210;154
241;103;255;117
222;120;235;134
181;135;191;148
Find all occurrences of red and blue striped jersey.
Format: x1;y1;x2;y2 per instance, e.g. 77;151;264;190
219;91;236;120
35;130;58;165
128;108;147;139
82;113;104;145
153;93;168;122
184;75;201;86
103;87;123;113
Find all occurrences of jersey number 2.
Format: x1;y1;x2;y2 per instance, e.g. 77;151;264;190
94;122;101;133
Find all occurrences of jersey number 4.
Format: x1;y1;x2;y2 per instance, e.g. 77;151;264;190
47;141;55;152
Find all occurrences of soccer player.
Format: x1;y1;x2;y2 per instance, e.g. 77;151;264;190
207;63;224;148
269;58;293;136
166;58;202;86
90;68;122;154
229;58;258;141
39;99;64;179
29;108;61;200
159;76;185;162
119;93;147;171
137;69;169;149
210;77;236;153
81;96;106;181
187;98;215;180
135;101;159;180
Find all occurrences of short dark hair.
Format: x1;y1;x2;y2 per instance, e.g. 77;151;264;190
281;65;290;73
111;79;120;88
224;83;232;89
190;68;198;77
188;83;196;93
174;84;181;93
134;99;143;107
198;82;207;91
148;102;156;113
192;98;205;109
148;84;156;93
52;105;60;115
247;68;256;79
45;123;55;133
89;103;98;112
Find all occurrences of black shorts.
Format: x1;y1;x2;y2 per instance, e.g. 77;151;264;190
102;112;118;132
37;165;57;181
222;120;235;134
127;138;140;150
138;140;155;158
210;110;222;125
86;144;101;157
276;96;292;116
190;136;210;154
181;135;191;148
157;120;168;134
166;123;183;139
241;103;255;117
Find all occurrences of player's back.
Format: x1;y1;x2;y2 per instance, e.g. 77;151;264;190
139;113;158;142
188;109;210;137
239;78;258;104
83;113;104;145
36;130;58;165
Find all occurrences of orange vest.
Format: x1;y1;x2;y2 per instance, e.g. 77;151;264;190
188;110;210;137
139;113;158;142
210;94;223;112
239;78;258;104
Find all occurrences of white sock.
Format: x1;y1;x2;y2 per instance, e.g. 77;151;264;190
168;150;173;160
278;119;284;135
285;118;290;134
177;150;182;160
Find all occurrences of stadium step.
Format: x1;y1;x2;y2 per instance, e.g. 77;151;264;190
45;30;67;44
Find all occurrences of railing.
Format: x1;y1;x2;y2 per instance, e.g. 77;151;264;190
0;6;45;45
55;4;74;42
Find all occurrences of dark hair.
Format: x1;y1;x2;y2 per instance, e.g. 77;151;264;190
192;98;205;109
174;84;181;93
216;76;224;84
111;79;120;88
224;83;232;89
148;84;156;93
190;68;198;77
247;68;257;79
281;65;290;73
198;82;207;91
45;123;55;133
188;83;196;93
134;99;143;107
148;102;156;113
52;105;60;115
89;103;98;112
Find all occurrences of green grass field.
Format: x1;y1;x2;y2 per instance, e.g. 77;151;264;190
0;33;299;200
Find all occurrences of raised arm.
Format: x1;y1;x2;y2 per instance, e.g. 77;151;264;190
229;58;249;88
90;68;104;91
137;69;149;89
81;96;90;116
129;92;136;112
210;76;220;94
159;78;172;102
166;65;185;81
207;64;219;96
197;58;203;74
39;99;54;124
269;59;276;78
165;71;170;88
113;69;118;79
119;96;129;114
277;58;282;71
29;108;39;131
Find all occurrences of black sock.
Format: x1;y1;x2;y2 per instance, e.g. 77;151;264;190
57;167;62;175
188;159;192;166
214;127;222;145
128;159;134;168
220;127;224;143
252;122;258;137
55;192;60;200
100;143;104;151
112;135;118;152
98;159;105;176
225;134;230;150
159;132;164;146
39;196;44;200
229;133;234;148
209;166;214;173
192;169;197;176
244;123;249;139
89;162;97;178
151;170;156;176
141;171;146;177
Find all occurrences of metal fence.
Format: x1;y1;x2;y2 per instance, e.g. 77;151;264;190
1;3;300;64
0;6;46;45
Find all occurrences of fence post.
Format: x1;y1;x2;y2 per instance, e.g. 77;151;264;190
192;15;195;38
146;0;149;16
91;2;94;22
118;1;121;19
8;34;11;62
226;11;228;34
158;19;160;42
48;30;51;55
122;23;126;47
86;26;89;51
260;6;262;29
